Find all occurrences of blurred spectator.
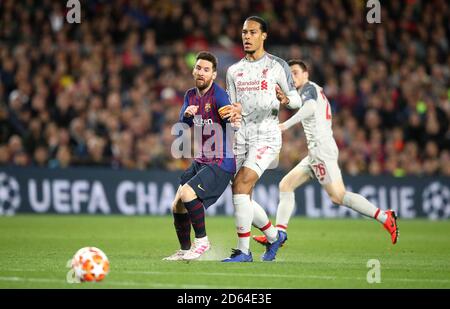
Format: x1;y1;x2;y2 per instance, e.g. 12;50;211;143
33;145;49;167
49;145;72;169
0;0;448;176
0;145;10;165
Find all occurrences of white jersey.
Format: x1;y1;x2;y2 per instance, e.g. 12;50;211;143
226;53;299;138
286;81;341;184
297;81;334;149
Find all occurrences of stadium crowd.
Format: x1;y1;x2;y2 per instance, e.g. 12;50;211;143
0;0;449;176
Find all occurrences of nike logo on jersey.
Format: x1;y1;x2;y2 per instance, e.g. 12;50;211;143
197;184;205;191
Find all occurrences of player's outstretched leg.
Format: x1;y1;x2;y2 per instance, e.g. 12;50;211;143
325;181;399;244
342;192;399;244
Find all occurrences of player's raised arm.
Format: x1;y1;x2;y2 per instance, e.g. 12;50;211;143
275;59;302;109
280;100;316;131
179;93;197;127
279;84;317;131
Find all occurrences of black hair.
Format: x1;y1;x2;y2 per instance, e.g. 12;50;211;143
196;51;218;71
244;16;268;33
288;59;309;72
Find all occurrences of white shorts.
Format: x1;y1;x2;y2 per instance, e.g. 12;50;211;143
234;128;282;178
297;140;342;185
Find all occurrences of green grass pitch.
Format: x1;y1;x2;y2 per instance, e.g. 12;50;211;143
0;215;449;288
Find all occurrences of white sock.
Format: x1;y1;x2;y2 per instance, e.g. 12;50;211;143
276;192;295;232
252;200;278;243
233;194;253;254
342;192;387;223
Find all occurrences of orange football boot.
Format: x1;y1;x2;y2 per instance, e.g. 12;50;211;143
383;210;399;244
252;235;269;246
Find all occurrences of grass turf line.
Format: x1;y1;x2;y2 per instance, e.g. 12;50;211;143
0;215;449;288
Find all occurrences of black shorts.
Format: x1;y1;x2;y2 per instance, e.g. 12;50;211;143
180;161;233;208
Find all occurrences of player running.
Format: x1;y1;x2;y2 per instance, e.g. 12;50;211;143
222;16;302;262
163;52;241;261
253;60;399;248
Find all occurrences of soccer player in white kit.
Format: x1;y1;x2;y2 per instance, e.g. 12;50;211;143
253;60;399;249
222;17;302;262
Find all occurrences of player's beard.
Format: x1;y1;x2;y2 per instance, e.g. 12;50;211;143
244;43;255;54
196;78;212;91
244;40;259;55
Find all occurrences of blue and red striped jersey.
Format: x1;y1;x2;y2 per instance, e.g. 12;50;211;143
179;82;236;174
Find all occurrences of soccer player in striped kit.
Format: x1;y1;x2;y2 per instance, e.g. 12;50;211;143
163;52;241;261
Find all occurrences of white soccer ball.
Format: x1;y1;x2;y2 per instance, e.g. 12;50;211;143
71;247;110;282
